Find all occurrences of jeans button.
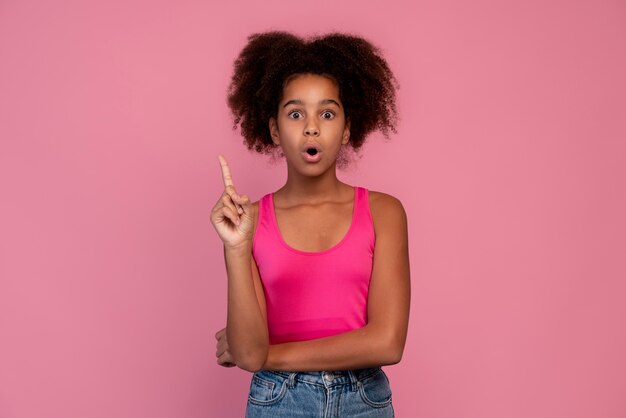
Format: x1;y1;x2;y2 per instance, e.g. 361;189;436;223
324;373;334;381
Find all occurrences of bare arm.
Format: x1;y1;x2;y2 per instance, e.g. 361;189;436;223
211;156;268;372
216;252;268;370
224;244;268;372
261;192;411;371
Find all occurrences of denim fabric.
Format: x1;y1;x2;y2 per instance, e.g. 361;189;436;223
245;367;394;418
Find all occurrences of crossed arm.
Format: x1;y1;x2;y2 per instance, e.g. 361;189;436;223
217;192;410;372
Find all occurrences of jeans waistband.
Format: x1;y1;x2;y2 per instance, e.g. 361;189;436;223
260;366;382;392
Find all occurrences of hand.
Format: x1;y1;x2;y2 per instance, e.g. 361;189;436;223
215;327;236;368
210;155;254;249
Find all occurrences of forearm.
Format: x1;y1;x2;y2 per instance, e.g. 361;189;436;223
261;324;404;371
224;244;268;371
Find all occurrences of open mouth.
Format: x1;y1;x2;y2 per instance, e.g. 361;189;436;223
302;144;322;162
303;143;321;154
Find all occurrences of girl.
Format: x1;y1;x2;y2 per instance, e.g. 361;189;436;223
211;31;410;418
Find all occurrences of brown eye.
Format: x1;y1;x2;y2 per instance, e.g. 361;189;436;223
322;111;335;119
288;111;303;119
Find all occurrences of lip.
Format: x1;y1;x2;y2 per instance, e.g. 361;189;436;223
302;142;322;163
302;150;322;163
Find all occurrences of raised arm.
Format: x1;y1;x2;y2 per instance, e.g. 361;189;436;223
211;155;268;372
261;192;411;371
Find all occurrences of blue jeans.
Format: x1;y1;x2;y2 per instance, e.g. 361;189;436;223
245;367;394;417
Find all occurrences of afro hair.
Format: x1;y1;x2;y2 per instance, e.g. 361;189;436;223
226;31;400;166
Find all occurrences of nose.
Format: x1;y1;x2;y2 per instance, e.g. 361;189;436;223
304;122;319;137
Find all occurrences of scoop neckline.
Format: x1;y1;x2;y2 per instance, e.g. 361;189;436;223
269;186;358;256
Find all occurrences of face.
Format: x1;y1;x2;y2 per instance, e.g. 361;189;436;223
269;73;350;174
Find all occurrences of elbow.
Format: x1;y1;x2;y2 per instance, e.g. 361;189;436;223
383;332;406;366
232;346;268;372
226;327;269;372
236;354;266;372
367;323;407;366
386;345;404;365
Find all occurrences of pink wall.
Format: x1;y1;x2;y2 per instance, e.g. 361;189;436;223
1;0;625;417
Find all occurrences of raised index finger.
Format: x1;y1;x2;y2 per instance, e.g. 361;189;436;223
218;155;235;189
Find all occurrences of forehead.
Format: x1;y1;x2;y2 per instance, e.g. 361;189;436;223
281;73;340;102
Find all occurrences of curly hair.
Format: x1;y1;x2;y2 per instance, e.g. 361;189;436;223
226;30;399;167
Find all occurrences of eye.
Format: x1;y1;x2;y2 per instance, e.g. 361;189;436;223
321;111;335;119
288;110;303;120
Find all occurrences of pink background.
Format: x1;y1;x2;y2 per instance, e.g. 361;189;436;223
1;0;625;417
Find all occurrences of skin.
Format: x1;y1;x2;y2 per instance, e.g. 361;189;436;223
212;73;411;371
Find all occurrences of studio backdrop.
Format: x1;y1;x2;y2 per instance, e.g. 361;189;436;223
1;1;625;417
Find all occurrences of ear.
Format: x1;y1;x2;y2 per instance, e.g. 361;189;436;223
341;118;351;145
269;117;280;145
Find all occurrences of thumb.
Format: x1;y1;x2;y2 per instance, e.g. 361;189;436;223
234;194;252;214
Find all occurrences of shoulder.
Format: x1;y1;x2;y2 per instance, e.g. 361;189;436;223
367;190;407;219
366;190;408;236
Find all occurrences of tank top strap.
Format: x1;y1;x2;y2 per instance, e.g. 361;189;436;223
252;192;275;259
258;191;271;223
352;186;375;253
255;192;268;229
353;186;369;223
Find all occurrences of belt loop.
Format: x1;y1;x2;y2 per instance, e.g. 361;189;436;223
348;370;359;392
287;372;298;389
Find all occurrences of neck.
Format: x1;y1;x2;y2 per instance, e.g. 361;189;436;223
277;161;348;205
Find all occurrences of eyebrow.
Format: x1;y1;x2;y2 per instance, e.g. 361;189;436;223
282;99;341;108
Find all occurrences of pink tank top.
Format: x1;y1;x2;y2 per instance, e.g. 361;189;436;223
252;186;375;344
